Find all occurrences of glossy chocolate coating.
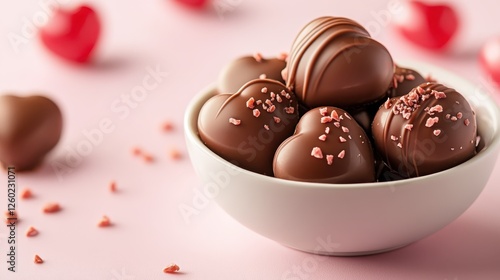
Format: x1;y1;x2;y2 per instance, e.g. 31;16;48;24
273;106;375;183
0;95;63;171
387;66;426;98
372;83;477;178
286;16;394;108
218;55;286;94
198;79;299;176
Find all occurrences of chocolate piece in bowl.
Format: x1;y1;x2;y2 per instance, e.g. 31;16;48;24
0;95;63;171
217;54;286;94
286;16;394;108
372;83;477;178
273;106;375;183
387;65;426;98
198;79;299;176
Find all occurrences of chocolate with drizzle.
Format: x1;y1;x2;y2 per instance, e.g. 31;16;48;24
198;79;299;176
286;16;394;108
273;106;375;183
372;83;477;178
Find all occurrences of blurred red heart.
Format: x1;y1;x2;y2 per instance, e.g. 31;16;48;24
39;5;100;63
480;37;500;85
174;0;207;8
394;1;459;50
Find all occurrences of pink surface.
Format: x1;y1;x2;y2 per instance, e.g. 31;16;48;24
1;0;500;279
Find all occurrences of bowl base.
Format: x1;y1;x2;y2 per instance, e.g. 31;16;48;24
290;242;412;256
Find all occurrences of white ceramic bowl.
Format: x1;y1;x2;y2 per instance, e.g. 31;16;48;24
184;61;500;256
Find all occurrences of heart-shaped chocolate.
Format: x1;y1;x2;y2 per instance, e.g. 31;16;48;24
0;95;63;171
198;79;299;176
273;106;375;183
218;54;287;94
286;17;394;109
39;5;100;63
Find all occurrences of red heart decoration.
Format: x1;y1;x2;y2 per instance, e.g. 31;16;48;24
394;1;459;50
39;5;100;63
480;37;500;85
174;0;208;8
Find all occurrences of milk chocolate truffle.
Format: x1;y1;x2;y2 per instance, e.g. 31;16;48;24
286;16;394;108
198;79;299;176
273;106;375;183
218;53;287;94
372;83;477;178
0;95;63;171
387;66;426;98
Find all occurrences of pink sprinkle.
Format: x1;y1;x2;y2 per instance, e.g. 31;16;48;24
405;124;413;130
253;109;260;117
246;97;255;109
416;86;425;95
451;147;455;151
325;127;330;134
262;104;268;110
341;126;350;133
348;135;352;139
267;105;276;113
331;110;340;121
434;91;447;99
326;155;334;165
261;87;268;93
433;129;441;136
425;117;439;127
281;68;288;81
397;143;403;148
285;107;295;114
285;93;291;99
264;125;269;130
319;107;328;116
464;119;470;126
278;52;288;61
280;90;287;96
311;147;323;159
384;99;392;109
457;112;463;119
451;116;458;121
339;136;347;143
253;52;263;62
256;100;262;105
390;135;399;141
276;95;282;103
259;74;267;79
265;99;273;106
321;116;332;123
273;116;281;123
270;92;276;99
445;114;451;119
429;105;443;113
406;74;415;80
229;118;241;125
338;150;346;159
421;94;430;101
319;134;327;141
333;122;340;128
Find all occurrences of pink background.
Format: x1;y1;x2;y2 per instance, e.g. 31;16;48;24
1;0;500;279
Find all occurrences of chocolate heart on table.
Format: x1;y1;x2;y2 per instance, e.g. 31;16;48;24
218;54;287;94
39;5;100;63
273;106;375;183
198;79;300;176
0;95;63;171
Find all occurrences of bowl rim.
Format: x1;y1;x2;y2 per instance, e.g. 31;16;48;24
184;61;500;190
